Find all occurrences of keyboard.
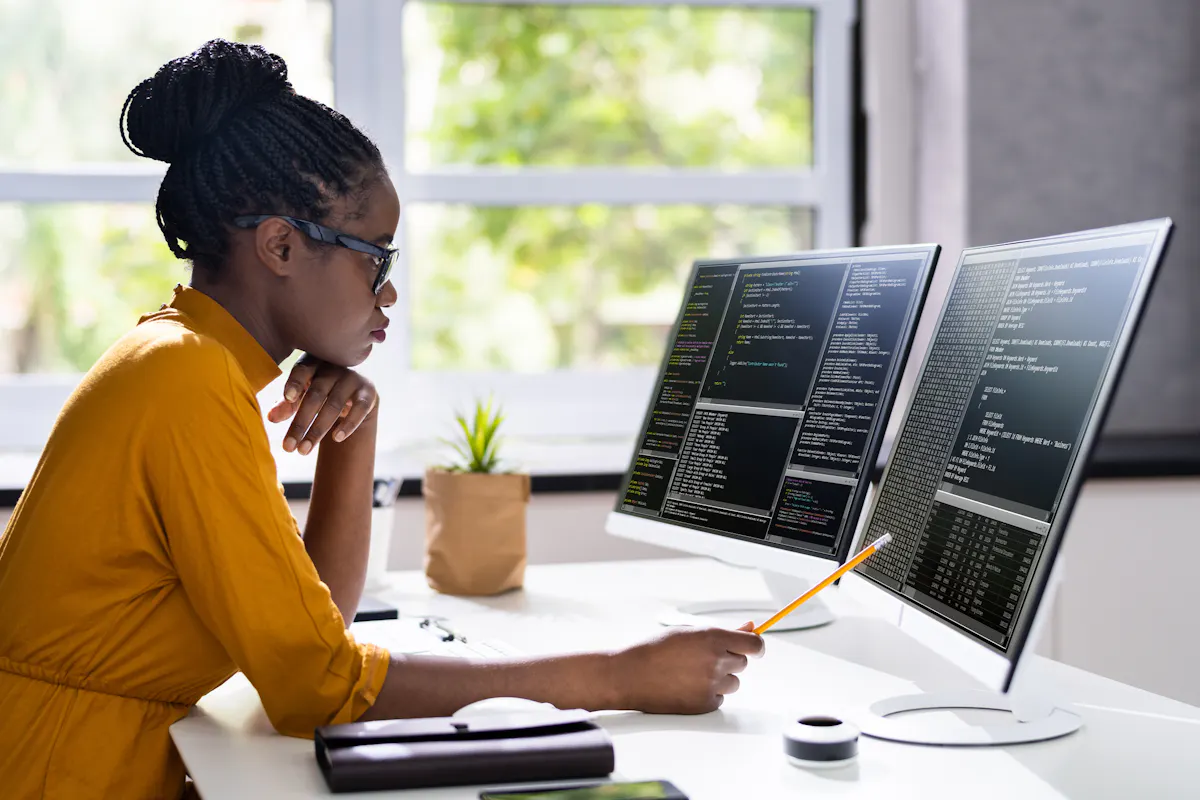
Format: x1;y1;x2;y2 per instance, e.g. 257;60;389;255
350;616;516;659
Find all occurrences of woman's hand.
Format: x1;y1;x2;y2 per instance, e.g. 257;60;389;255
609;622;764;714
267;354;379;454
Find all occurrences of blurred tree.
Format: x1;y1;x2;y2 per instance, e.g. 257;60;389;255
405;3;815;371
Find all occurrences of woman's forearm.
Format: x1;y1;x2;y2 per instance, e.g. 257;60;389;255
303;409;378;624
358;623;765;720
359;651;623;720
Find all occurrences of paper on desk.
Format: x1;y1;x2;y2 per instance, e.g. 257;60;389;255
350;618;448;655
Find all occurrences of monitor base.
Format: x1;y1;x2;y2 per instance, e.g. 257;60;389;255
860;690;1082;745
658;571;836;632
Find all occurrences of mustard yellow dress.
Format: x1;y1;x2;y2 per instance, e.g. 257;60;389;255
0;286;389;799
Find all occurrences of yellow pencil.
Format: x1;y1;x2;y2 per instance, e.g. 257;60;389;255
753;534;893;635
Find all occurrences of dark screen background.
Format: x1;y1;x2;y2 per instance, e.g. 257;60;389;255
702;263;848;406
792;260;923;474
669;410;799;511
640;266;737;456
944;245;1147;511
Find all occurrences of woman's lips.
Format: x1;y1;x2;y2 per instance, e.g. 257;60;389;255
370;329;387;343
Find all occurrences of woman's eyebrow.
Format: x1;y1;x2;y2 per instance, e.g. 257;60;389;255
372;233;394;245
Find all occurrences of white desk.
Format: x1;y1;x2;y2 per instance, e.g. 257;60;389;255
172;559;1200;799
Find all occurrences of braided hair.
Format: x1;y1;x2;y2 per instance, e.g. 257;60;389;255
120;39;384;275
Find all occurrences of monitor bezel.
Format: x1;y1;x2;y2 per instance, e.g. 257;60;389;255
608;244;941;576
841;218;1174;693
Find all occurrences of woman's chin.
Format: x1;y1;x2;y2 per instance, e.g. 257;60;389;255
305;346;364;369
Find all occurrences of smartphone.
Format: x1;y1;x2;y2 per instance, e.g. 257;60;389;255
479;780;688;800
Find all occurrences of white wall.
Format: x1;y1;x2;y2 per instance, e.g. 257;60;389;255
1050;477;1200;706
286;491;678;572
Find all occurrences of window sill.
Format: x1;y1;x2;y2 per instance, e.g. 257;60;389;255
0;436;635;508
3;434;1197;510
275;435;635;500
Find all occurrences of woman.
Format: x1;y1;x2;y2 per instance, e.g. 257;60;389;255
0;40;762;799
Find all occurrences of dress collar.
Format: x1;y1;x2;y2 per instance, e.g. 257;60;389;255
140;285;282;394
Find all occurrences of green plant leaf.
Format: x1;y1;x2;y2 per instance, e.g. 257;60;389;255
442;396;507;473
474;399;493;465
438;436;472;470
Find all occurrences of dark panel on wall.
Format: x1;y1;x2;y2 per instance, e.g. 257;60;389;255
967;0;1200;436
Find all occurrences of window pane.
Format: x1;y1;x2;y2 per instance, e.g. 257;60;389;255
409;204;814;371
0;0;332;166
0;204;180;373
404;4;814;169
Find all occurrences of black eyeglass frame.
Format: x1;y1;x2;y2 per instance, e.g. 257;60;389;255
233;214;397;295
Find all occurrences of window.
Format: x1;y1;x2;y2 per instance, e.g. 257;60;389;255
0;203;174;373
405;4;815;171
0;0;332;371
0;0;855;452
408;204;813;371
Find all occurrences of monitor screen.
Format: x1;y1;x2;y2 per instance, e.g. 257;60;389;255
855;221;1171;655
615;247;938;563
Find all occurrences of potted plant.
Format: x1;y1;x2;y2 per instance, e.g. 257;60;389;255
422;397;530;596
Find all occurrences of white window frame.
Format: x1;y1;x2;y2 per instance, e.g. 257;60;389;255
0;0;856;454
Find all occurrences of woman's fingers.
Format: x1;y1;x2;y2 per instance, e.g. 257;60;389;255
273;356;379;453
268;357;319;423
283;357;319;403
283;370;341;453
299;379;379;451
266;399;294;423
330;388;377;442
721;652;750;675
282;357;319;402
714;673;740;696
295;387;358;453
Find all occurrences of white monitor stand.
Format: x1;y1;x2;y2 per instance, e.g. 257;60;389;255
849;560;1082;745
657;567;834;632
608;513;846;633
860;687;1081;746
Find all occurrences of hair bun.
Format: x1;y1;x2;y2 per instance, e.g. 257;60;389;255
121;38;291;164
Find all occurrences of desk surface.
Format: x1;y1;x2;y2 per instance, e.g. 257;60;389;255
172;559;1200;799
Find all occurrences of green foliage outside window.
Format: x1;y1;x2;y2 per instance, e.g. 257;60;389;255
407;3;815;371
407;4;813;169
0;206;178;373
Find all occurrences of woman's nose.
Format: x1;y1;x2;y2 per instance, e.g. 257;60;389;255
377;279;398;308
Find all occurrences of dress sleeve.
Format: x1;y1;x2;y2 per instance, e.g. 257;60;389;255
145;345;389;738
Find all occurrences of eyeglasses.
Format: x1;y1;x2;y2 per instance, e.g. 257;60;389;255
233;214;397;295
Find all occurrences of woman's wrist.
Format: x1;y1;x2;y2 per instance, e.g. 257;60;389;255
596;649;630;711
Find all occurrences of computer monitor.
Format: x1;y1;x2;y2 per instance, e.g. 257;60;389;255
841;219;1174;745
607;245;940;630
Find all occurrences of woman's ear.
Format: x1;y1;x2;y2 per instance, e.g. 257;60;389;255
254;217;297;278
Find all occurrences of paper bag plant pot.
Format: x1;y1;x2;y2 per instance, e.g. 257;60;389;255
423;468;530;596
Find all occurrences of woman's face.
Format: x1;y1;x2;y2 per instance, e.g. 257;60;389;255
286;172;401;367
